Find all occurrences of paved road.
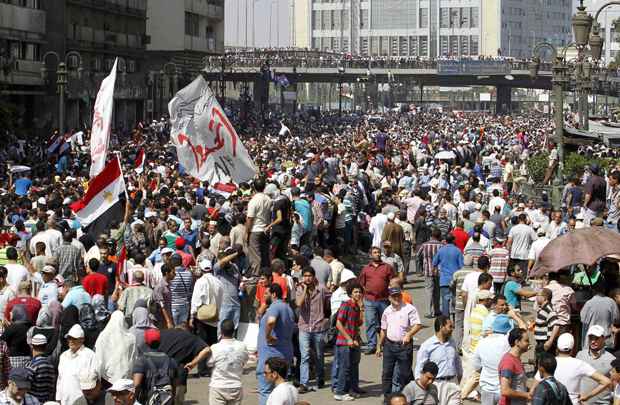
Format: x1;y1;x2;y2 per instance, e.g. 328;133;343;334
185;273;536;404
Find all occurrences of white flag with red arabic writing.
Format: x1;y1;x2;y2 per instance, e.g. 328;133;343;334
89;57;118;178
168;75;256;184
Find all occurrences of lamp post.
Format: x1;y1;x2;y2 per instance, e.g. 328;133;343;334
41;51;83;133
530;42;570;184
338;65;345;116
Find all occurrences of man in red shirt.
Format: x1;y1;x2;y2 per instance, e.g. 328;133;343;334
358;246;394;354
498;328;531;405
451;220;470;252
4;281;41;322
82;258;108;297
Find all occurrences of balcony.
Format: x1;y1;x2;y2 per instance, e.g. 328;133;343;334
0;59;43;86
185;35;208;52
67;0;146;17
0;3;46;35
207;5;224;20
185;0;223;20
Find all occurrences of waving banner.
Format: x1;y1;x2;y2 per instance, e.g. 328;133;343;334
90;58;118;178
168;75;256;184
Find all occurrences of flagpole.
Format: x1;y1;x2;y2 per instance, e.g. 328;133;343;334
113;151;130;201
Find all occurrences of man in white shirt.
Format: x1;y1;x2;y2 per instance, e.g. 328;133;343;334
507;214;536;276
265;357;298;405
537;333;610;405
56;324;98;405
4;247;29;293
528;226;550;272
245;178;273;277
546;211;567;240
190;259;222;348
208;319;249;405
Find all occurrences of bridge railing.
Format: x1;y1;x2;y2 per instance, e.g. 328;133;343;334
207;54;552;72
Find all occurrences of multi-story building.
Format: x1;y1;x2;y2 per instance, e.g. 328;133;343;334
146;0;225;119
40;0;149;131
579;0;620;63
295;0;572;58
0;0;47;128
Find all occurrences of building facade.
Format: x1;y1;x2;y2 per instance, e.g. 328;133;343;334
146;0;225;119
0;0;47;129
295;0;572;58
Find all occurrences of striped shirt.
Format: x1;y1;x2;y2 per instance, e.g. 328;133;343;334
170;266;194;308
488;247;510;283
27;355;56;403
534;303;558;342
418;239;443;277
451;267;475;311
336;299;363;346
468;304;489;352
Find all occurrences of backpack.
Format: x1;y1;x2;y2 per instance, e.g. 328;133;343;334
78;303;98;332
143;352;174;405
540;379;572;405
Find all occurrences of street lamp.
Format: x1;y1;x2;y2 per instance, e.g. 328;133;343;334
338;65;345;116
41;51;82;133
530;42;570;185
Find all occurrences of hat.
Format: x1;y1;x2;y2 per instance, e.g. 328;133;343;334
79;371;98;390
388;287;402;295
387;212;395;220
339;269;356;284
37;197;46;205
532;222;541;230
65;324;85;339
62;197;72;205
9;368;31;390
591;217;604;226
107;379;135;393
145;211;157;219
576;212;584;220
198;258;213;271
42;265;56;274
31;334;47;346
557;333;575;351
491;314;513;334
586;324;606;338
518;203;526;209
144;328;160;346
175;237;186;248
160;247;174;256
495;236;506;243
477;290;494;301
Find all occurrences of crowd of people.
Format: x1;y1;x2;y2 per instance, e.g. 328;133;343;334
1;104;620;405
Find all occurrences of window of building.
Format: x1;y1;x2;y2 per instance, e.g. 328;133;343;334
461;7;469;28
419;35;428;56
440;8;449;28
460;35;469;55
471;7;479;28
440;36;448;56
185;12;200;37
471;35;479;55
420;8;428;29
450;8;461;28
92;56;103;72
409;36;418;56
449;35;458;55
360;9;368;29
380;37;389;55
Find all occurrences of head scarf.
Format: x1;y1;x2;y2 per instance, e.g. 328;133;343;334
94;311;136;383
91;294;110;323
11;305;29;323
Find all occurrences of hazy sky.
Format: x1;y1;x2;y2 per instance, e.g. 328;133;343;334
225;0;292;48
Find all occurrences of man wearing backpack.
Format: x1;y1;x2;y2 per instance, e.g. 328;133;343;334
532;352;571;405
207;319;248;405
133;328;178;405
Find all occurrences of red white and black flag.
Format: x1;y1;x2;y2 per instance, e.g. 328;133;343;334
70;156;126;237
134;147;145;174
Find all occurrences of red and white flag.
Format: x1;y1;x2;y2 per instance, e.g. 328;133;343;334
212;182;237;199
134;147;145;174
90;58;118;178
71;156;126;237
168;75;256;184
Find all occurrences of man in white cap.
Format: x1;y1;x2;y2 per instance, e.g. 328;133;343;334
38;265;59;305
56;324;97;405
537;333;610;405
77;371;107;405
107;379;139;405
27;334;55;403
190;259;222;347
576;325;616;405
527;225;551;273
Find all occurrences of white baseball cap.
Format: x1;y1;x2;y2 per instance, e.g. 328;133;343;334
340;269;356;284
587;325;606;338
557;333;574;352
65;324;85;339
31;334;47;346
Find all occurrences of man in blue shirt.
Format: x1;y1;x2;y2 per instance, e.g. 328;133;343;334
432;234;464;317
415;315;462;382
13;174;31;197
256;283;295;405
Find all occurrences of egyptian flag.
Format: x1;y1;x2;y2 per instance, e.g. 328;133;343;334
212;182;237;199
70;156;126;238
134;147;145;174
